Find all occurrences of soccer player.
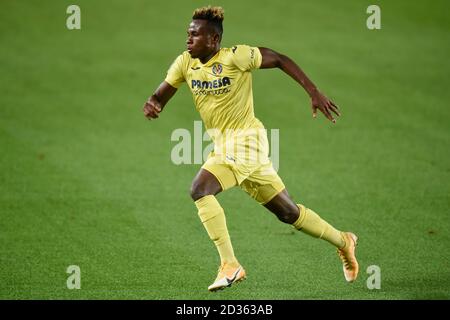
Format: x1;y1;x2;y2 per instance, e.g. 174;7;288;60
143;6;359;291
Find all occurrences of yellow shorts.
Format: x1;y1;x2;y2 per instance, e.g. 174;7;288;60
202;130;285;204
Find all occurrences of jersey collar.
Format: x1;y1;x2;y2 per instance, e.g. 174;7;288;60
197;48;222;67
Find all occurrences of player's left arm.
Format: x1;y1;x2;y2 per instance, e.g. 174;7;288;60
259;47;340;123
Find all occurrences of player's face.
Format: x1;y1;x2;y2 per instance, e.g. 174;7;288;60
186;20;217;59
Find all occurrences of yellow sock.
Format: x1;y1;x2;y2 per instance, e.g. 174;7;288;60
195;195;238;266
292;204;345;248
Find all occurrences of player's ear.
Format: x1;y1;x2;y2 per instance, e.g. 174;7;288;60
213;33;220;44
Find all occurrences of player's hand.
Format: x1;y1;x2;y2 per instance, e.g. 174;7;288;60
310;90;340;123
143;96;162;120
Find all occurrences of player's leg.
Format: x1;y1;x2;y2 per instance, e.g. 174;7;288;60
263;189;300;224
240;161;359;282
263;188;359;282
264;189;345;247
191;166;245;291
190;168;235;266
190;168;223;201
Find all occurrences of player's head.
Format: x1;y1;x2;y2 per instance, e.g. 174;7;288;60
187;6;224;59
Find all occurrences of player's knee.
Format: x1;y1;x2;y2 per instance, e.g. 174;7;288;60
190;173;222;201
190;182;211;201
276;206;299;224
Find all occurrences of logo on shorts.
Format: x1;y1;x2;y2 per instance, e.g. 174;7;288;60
212;63;223;75
226;154;236;163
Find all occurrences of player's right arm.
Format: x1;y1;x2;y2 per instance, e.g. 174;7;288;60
143;53;186;120
143;81;177;120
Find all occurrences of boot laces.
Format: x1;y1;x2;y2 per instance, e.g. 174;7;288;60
338;249;351;269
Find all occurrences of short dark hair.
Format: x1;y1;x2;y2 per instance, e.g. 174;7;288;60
192;6;224;38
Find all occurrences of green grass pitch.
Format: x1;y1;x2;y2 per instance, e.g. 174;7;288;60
0;0;449;299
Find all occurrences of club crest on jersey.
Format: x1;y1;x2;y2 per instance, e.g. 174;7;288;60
212;63;223;75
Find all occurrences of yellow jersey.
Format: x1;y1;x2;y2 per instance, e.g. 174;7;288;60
164;45;265;139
